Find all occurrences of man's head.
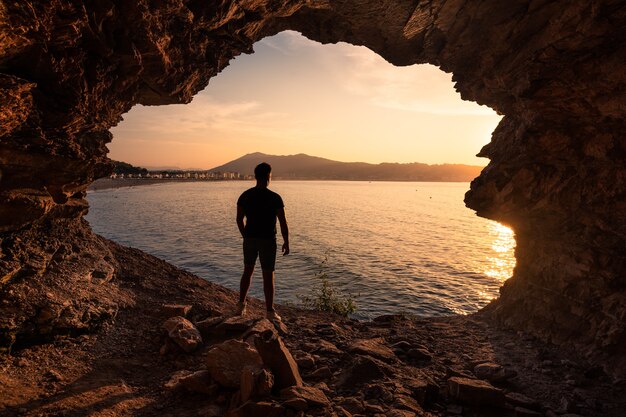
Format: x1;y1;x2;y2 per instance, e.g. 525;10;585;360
254;162;272;185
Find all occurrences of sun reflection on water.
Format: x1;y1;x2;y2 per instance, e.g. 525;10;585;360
484;222;516;282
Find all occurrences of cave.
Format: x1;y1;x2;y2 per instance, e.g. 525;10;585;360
1;0;625;390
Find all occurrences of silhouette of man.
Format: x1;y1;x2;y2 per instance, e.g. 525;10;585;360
236;162;289;321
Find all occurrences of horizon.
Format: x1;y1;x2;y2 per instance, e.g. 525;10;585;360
108;31;501;170
133;150;488;171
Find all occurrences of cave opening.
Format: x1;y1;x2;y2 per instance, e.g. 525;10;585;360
88;31;514;319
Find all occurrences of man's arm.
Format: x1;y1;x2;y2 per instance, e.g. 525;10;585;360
277;207;290;256
236;205;245;238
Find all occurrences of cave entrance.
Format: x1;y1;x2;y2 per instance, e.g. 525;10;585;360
88;31;514;319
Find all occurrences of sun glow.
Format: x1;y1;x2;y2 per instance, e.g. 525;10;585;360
484;222;516;282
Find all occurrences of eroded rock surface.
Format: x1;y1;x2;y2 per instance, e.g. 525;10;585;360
1;0;625;377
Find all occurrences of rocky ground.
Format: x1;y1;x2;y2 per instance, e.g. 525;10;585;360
1;237;624;417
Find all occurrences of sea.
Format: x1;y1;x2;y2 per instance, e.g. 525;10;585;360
85;180;515;320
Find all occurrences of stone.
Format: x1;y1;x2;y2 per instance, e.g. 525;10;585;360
407;348;432;362
214;316;255;335
349;338;396;362
506;392;540;410
162;316;202;353
308;366;332;380
447;377;505;407
206;339;263;388
242;319;279;344
240;367;274;402
161;304;192;318
195;316;225;337
227;401;284;417
393;395;422;414
280;386;331;408
316;339;343;355
515;407;542;417
339;397;364;414
254;330;302;390
283;397;308;411
473;362;517;382
391;341;412;351
338;355;388;387
294;352;316;369
179;370;217;395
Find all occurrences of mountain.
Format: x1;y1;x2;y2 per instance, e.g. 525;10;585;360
209;152;484;182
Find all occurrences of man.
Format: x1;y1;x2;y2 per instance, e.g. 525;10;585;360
236;162;289;321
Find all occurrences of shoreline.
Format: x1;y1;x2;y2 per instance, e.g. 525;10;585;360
88;177;474;192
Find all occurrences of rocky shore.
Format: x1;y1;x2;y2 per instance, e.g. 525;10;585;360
1;230;623;417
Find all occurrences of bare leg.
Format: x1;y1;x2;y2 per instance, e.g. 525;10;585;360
239;264;255;303
262;269;275;311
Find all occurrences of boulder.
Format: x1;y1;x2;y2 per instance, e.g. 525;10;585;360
473;362;517;382
206;339;263;388
242;319;277;343
407;348;432;362
338;397;364;414
308;365;333;380
316;339;343;355
348;338;396;362
162;316;202;353
254;330;302;390
447;377;505;407
280;386;331;408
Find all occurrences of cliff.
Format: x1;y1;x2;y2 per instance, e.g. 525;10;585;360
1;0;625;402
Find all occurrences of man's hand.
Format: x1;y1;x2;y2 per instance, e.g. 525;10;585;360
282;242;290;256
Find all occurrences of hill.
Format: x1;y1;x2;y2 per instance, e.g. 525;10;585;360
209;152;484;182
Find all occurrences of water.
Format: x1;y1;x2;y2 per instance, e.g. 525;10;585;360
86;181;515;319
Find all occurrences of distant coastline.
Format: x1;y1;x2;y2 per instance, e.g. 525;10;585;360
88;178;211;191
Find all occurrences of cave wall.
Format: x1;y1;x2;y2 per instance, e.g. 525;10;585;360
1;1;625;371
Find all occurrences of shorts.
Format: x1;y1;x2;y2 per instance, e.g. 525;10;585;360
243;238;277;271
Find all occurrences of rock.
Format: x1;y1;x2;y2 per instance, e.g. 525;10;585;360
46;369;63;382
164;370;192;390
506;392;540;410
386;409;417;417
447;404;463;414
162;316;202;353
294;352;316;369
473;362;517;382
195;316;225;337
227;401;284;417
405;378;438;406
349;338;396;362
391;340;412;351
254;330;302;390
308;366;332;380
283;397;308;411
393;395;422;414
515;407;542;417
338;355;388;387
280;386;331;408
206;339;263;388
407;348;432;362
161;304;192;318
240;367;274;402
179;370;218;395
339;397;364;414
316;339;343;355
447;377;505;407
214;316;255;335
198;405;224;417
242;319;278;343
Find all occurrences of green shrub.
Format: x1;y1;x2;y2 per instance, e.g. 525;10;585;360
298;255;357;317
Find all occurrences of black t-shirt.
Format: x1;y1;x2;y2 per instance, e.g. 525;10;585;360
237;187;284;239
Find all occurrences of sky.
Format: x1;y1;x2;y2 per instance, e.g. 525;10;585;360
108;31;502;170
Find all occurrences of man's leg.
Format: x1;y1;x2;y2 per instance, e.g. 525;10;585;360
239;264;255;304
261;269;275;311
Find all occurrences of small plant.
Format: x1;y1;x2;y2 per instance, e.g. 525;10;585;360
298;254;357;317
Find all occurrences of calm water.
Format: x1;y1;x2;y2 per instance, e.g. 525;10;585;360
86;181;515;319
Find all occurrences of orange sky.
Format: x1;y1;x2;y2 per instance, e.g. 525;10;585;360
108;31;502;169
